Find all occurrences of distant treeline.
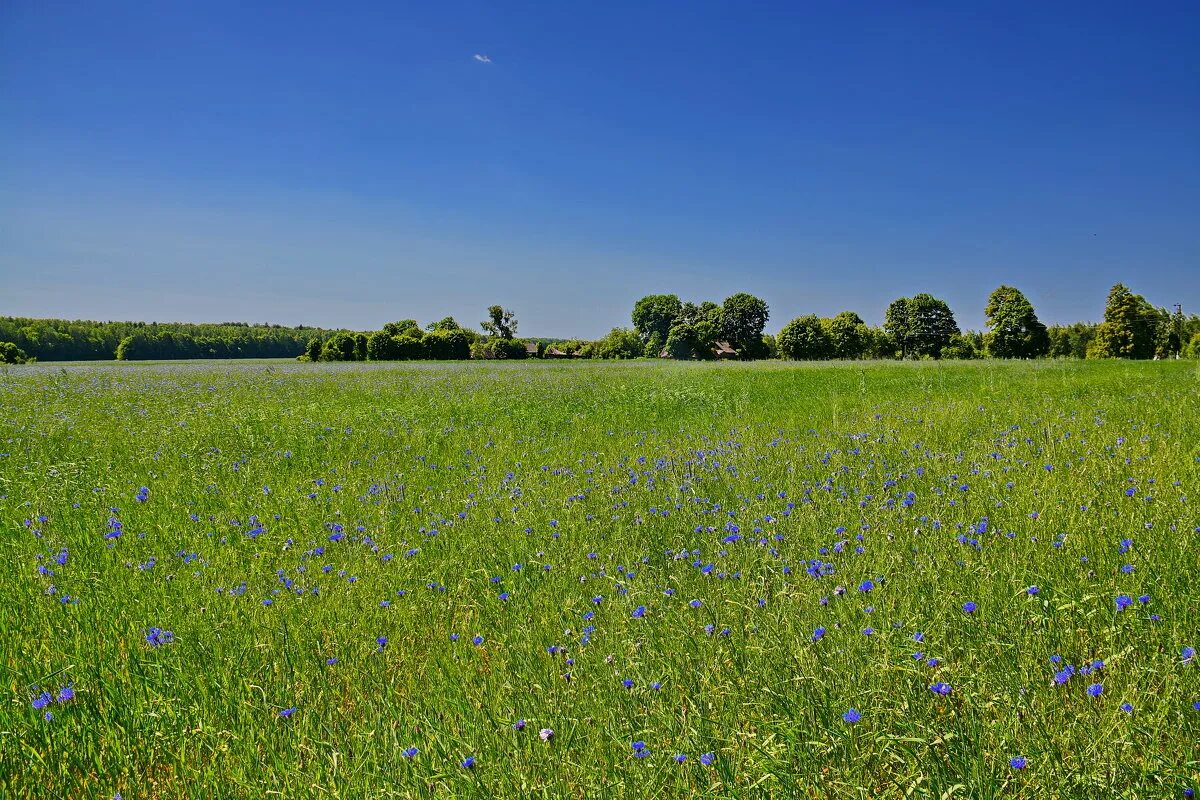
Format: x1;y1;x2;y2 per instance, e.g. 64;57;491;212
0;318;332;363
1;283;1197;365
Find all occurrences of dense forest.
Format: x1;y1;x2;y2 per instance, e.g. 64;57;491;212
2;283;1197;364
0;319;332;363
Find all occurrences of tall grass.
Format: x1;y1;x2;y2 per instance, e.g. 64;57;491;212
1;359;1197;798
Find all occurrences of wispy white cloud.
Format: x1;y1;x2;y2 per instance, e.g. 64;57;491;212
473;54;492;64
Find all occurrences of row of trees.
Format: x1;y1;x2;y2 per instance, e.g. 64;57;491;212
4;284;1197;364
0;317;331;362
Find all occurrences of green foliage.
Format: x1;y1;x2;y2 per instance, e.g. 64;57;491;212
470;338;527;359
592;327;643;359
318;332;360;362
1087;283;1160;359
426;317;461;332
940;332;982;359
382;320;421;336
423;328;473;360
884;294;959;359
821;311;870;359
777;315;833;360
1184;331;1200;359
719;293;769;358
0;341;32;363
1047;323;1096;358
663;323;698;360
1;317;326;361
480;306;518;340
983;286;1049;358
631;294;683;344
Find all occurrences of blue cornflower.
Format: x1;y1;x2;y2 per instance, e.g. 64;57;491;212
279;707;296;718
513;719;527;731
1026;586;1040;595
962;601;977;614
472;635;484;646
461;756;476;769
622;678;634;689
1183;646;1196;662
843;708;861;723
376;636;388;651
632;605;646;618
1120;702;1133;713
1087;683;1103;698
145;627;174;647
858;580;874;593
913;632;924;642
674;753;687;763
1009;756;1027;770
31;690;52;710
402;746;418;758
930;682;952;696
812;626;827;642
700;752;715;765
689;599;702;609
1115;595;1133;611
56;684;75;703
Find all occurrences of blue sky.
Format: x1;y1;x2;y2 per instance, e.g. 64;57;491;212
2;1;1197;336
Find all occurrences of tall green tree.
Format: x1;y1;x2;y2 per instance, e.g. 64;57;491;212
632;295;682;345
822;311;869;359
719;293;769;358
983;285;1049;358
777;315;833;360
884;294;959;358
480;306;518;340
1087;283;1158;359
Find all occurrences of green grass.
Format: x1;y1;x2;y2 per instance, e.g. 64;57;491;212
1;359;1198;799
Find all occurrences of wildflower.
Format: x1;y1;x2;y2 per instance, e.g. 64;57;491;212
812;626;826;642
513;719;527;731
1115;595;1133;612
472;635;484;646
689;599;702;609
279;707;297;718
930;682;952;696
1120;703;1134;713
539;728;554;741
402;747;418;758
622;678;634;689
962;601;977;614
858;580;874;592
700;752;715;765
145;627;175;647
1087;683;1103;698
674;753;687;763
1009;756;1027;770
1026;586;1039;595
31;690;52;710
632;605;646;618
461;756;476;769
843;708;861;723
56;685;75;703
1183;646;1196;662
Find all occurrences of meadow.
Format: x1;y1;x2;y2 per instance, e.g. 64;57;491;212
1;359;1197;799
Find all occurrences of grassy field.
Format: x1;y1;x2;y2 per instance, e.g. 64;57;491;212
2;359;1198;799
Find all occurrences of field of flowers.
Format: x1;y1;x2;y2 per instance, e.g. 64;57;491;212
2;359;1198;799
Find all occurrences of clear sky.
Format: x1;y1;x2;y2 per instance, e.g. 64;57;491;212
2;1;1197;336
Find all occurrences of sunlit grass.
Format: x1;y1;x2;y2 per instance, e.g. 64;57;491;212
1;359;1197;798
